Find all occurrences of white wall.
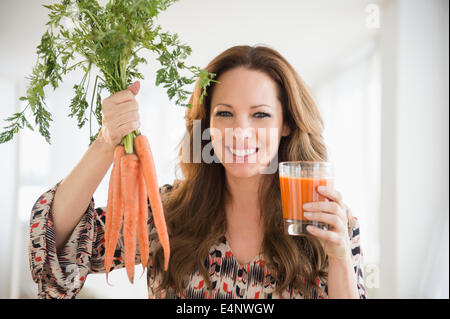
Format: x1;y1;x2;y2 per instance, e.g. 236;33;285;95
379;0;449;298
313;43;381;270
0;78;20;297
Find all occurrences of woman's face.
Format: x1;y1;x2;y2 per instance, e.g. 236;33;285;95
209;67;290;179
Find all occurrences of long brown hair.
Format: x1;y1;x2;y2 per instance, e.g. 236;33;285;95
153;45;329;298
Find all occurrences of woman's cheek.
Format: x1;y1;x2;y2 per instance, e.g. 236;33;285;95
210;129;225;162
257;127;281;165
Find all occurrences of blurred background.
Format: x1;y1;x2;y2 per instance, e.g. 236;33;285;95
0;0;448;299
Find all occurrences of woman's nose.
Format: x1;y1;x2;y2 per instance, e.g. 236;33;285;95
233;127;253;141
231;117;256;145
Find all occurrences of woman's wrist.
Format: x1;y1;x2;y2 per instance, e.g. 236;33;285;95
327;254;359;299
328;254;353;267
93;131;115;155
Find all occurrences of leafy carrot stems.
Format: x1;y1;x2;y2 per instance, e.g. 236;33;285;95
0;0;217;145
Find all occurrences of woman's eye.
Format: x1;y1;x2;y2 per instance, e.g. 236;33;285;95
216;111;232;117
254;112;270;118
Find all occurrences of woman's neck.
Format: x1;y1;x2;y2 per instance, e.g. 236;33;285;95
225;173;262;224
224;173;265;259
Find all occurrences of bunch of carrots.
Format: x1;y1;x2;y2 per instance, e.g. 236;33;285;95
104;133;170;284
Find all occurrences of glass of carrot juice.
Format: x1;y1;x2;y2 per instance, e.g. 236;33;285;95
278;161;334;236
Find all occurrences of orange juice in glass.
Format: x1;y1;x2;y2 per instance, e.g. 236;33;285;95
279;161;334;235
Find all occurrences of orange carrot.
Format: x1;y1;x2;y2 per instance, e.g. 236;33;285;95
121;154;140;283
104;145;125;279
134;134;170;271
137;164;149;273
104;164;114;261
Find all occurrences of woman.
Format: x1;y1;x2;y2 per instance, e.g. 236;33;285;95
29;45;367;299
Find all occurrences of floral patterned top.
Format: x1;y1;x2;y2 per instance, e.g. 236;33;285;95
29;181;368;299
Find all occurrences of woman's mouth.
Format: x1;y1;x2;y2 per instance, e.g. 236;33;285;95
226;146;259;161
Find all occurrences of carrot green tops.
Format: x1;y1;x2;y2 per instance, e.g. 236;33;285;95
29;182;367;299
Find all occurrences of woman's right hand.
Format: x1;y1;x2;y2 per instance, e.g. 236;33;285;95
98;81;141;151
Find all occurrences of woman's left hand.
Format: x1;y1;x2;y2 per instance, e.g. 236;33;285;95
303;186;352;261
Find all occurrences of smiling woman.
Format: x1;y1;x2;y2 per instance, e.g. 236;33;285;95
28;44;367;299
155;44;367;298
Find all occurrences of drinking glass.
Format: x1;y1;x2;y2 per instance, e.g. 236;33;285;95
279;161;334;235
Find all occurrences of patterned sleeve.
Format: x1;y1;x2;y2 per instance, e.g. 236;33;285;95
28;180;173;299
348;216;368;299
29;180;123;298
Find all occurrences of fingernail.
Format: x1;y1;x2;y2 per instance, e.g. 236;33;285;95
303;203;312;209
304;212;312;217
318;186;326;192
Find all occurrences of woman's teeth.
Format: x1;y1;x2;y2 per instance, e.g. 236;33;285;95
227;147;258;156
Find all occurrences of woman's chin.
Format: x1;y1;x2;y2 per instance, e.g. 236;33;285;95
223;162;262;179
215;148;276;178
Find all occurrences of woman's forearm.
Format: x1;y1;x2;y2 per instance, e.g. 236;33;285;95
52;135;114;252
327;256;360;299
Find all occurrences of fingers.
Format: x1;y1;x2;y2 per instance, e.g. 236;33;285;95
99;82;141;147
303;187;349;235
102;98;139;120
116;112;140;129
128;81;140;96
103;81;140;105
306;225;342;244
104;89;135;105
115;101;139;116
106;118;140;144
304;187;352;258
304;211;346;233
117;120;141;138
114;106;140;136
103;100;138;117
102;102;140;135
303;201;347;223
317;186;344;206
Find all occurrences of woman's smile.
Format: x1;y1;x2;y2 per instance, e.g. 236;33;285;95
226;145;259;162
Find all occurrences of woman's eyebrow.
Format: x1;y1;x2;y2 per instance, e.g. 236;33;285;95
214;103;272;109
